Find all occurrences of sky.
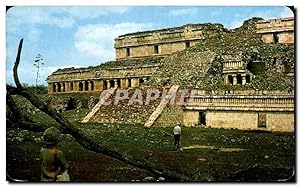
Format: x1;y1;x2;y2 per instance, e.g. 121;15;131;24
5;6;294;86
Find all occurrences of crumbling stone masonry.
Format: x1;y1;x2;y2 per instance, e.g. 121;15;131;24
114;23;224;59
183;94;294;132
46;17;295;132
222;55;253;86
256;17;294;44
47;64;159;94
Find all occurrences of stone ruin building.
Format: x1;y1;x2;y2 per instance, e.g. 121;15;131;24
47;17;295;132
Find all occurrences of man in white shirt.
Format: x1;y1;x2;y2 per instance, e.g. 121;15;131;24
173;124;181;150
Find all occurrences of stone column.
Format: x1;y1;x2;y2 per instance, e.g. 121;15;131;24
224;75;228;85
131;78;140;88
48;83;53;94
83;81;86;91
95;80;103;91
107;80;111;89
242;75;246;85
88;81;91;91
233;75;237;85
73;81;79;92
64;82;69;92
121;79;128;89
114;79;118;88
62;83;66;92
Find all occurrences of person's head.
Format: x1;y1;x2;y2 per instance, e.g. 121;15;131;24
42;127;60;148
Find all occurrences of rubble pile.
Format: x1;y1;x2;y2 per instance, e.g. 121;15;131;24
146;18;294;91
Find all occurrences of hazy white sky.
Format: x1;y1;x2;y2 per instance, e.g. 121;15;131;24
6;6;294;85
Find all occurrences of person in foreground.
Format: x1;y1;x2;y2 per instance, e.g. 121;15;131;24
40;127;69;182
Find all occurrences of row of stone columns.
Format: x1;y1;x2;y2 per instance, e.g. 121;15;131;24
224;74;251;86
48;77;148;94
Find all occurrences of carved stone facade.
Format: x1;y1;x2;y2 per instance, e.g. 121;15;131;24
183;93;294;132
48;64;159;94
47;17;294;132
256;17;294;44
222;55;253;86
114;23;224;59
48;17;294;94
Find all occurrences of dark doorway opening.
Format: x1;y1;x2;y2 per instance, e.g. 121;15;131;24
84;81;88;91
199;111;206;126
70;82;74;91
154;45;159;54
66;97;76;111
110;80;115;88
185;41;191;48
139;78;145;84
228;75;233;85
126;48;130;57
90;81;94;91
79;82;83;91
246;74;251;83
128;79;131;87
53;84;56;92
237;74;242;85
57;83;61;92
273;33;279;43
117;79;121;88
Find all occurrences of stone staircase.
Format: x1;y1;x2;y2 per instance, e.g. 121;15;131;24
81;88;116;123
87;88;162;125
144;85;180;127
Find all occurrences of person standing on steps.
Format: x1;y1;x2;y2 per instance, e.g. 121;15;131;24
173;123;181;150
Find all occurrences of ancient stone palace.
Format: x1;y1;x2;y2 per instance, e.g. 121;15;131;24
47;17;294;132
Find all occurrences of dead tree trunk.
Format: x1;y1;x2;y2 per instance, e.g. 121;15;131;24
8;38;190;181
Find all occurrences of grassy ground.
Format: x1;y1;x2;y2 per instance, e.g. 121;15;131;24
7;119;295;182
7;96;295;182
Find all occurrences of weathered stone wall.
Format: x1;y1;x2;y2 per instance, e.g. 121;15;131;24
256;17;294;44
155;105;183;126
115;40;200;59
206;111;258;130
278;32;294;44
182;110;199;127
267;112;294;132
115;23;224;59
182;110;294;132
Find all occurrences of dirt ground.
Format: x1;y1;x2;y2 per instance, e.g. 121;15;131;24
6;125;295;182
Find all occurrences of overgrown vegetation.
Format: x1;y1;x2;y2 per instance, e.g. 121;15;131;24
7;95;295;181
146;17;294;91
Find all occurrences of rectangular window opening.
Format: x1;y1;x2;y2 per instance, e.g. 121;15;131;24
154;45;159;54
126;48;130;57
185;41;191;48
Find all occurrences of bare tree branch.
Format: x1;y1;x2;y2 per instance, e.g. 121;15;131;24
13;38;23;89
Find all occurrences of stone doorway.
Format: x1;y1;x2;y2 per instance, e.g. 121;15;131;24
228;75;233;85
109;80;115;88
199;111;206;126
258;113;267;128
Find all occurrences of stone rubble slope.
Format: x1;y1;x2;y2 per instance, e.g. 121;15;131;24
145;17;294;91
